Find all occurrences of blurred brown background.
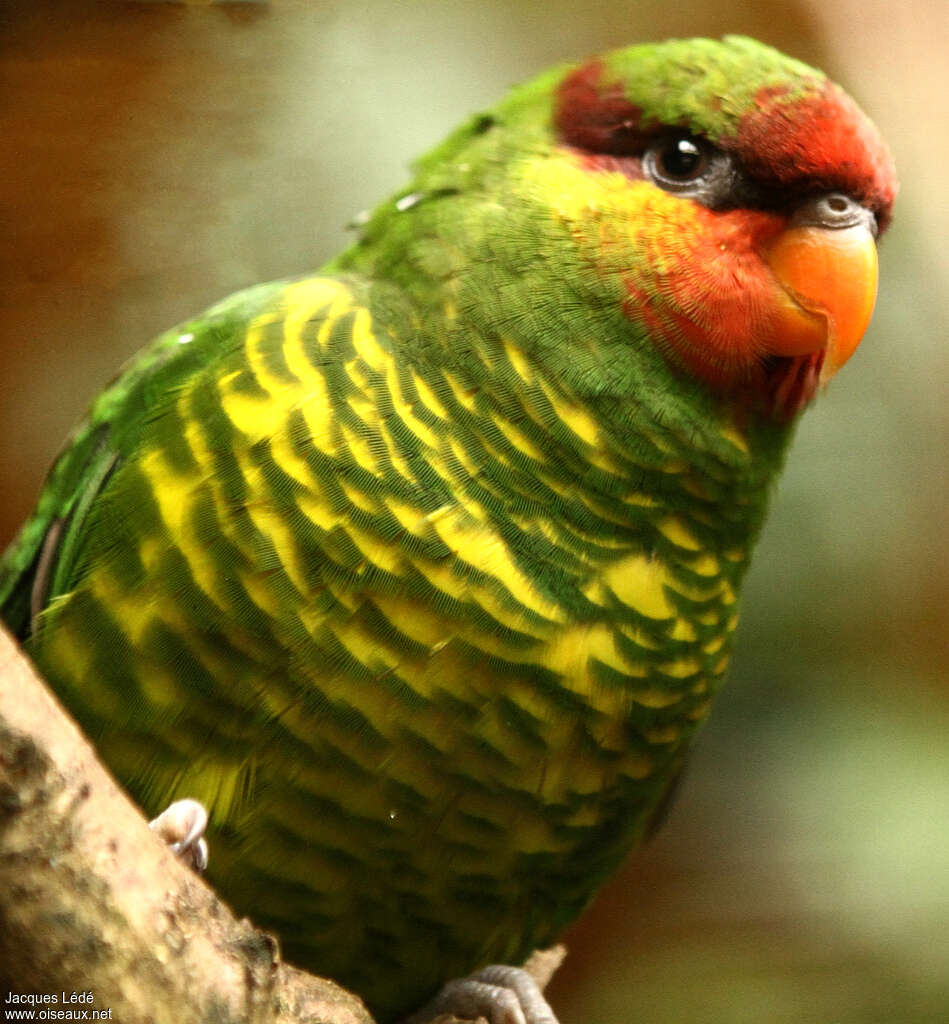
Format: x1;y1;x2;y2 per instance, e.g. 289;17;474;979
2;1;947;1020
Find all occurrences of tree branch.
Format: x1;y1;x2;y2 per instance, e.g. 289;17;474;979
0;625;374;1024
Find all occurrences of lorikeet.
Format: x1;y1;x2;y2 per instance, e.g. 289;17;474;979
0;35;895;1023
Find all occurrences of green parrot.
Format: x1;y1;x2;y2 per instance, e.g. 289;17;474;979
1;35;895;1023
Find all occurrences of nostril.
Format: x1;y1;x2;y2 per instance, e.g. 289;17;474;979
826;194;849;214
792;192;873;232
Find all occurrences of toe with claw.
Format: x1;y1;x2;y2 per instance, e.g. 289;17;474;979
148;797;209;872
405;946;565;1024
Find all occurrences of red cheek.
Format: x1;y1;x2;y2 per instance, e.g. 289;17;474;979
619;200;788;385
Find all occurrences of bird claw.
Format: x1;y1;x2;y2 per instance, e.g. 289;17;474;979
148;797;209;872
406;961;560;1024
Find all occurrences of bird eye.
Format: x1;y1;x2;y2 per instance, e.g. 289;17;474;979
643;134;735;206
654;137;709;181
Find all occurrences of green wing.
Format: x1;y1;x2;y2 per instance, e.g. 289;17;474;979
0;280;288;637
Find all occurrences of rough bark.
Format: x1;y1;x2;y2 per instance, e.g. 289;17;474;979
0;625;373;1024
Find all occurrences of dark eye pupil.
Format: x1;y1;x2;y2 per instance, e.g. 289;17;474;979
659;138;705;179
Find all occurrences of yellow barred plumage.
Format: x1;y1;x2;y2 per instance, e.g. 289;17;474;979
27;275;747;1015
54;276;738;764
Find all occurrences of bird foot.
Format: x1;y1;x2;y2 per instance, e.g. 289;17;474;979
148;797;209;872
406;947;565;1024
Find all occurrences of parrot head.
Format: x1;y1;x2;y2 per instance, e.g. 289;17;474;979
546;35;897;418
349;35;896;424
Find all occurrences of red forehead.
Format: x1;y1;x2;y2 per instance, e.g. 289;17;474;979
554;60;651;153
735;83;897;228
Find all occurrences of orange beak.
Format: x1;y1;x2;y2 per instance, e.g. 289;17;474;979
763;222;879;381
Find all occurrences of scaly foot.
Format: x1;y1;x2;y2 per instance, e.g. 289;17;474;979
406;947;564;1024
